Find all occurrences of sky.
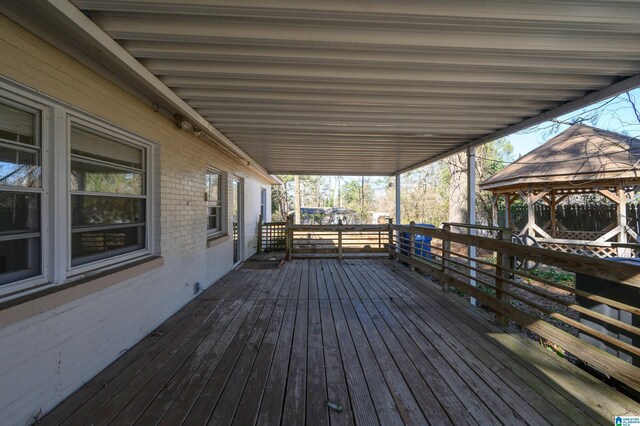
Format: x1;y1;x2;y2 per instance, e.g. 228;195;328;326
507;88;640;158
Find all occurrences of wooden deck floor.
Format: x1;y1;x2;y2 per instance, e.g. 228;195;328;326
42;259;639;425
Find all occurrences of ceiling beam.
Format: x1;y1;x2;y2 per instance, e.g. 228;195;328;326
148;60;613;87
93;12;640;54
72;0;640;27
124;41;640;74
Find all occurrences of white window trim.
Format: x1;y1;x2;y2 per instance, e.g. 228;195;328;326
206;167;227;240
0;77;157;300
0;87;52;298
65;114;154;278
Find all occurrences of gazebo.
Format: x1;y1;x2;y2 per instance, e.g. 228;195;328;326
480;124;640;257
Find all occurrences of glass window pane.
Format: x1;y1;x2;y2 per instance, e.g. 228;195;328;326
0;102;36;146
0;238;41;285
208;216;217;231
71;126;142;169
208;206;220;231
72;226;144;265
71;195;144;227
206;172;220;203
0;192;40;234
0;146;41;188
71;160;143;195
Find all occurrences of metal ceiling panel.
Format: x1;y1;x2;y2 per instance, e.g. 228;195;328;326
16;0;640;175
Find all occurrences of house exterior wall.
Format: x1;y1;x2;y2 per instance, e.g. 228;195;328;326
0;16;272;425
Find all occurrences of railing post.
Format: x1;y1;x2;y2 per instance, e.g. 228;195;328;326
257;214;263;253
286;215;293;260
409;221;416;272
442;223;451;291
495;229;511;326
337;219;343;260
388;218;394;259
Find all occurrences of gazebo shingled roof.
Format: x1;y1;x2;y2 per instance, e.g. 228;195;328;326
480;124;640;192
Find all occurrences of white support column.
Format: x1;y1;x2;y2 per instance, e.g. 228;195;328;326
395;173;401;225
467;147;477;306
395;173;402;260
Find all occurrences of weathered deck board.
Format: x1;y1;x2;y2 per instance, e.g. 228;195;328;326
41;259;640;425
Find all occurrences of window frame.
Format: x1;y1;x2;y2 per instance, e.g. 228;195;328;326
0;87;51;298
65;115;154;277
0;77;159;301
205;167;226;239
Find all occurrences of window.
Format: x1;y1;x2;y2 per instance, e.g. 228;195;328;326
260;188;267;221
0;99;42;285
70;125;147;266
206;169;224;236
0;81;157;298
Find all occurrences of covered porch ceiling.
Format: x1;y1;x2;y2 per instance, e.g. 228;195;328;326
7;0;640;175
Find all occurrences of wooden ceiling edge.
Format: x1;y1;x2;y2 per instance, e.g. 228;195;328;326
397;73;640;176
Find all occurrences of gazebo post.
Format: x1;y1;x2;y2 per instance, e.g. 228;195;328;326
505;193;512;230
492;194;499;227
617;183;629;257
550;190;557;238
526;189;535;237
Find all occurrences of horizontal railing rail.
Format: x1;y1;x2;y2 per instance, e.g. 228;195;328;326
389;223;640;393
286;220;392;260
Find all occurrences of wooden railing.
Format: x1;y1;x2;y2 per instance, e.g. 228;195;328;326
286;220;392;260
389;223;640;393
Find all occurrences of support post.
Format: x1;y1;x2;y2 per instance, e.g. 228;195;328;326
442;223;451;291
409;221;416;272
526;189;535;237
286;215;293;260
550;190;557;238
506;193;513;230
338;219;343;260
395;173;401;225
257;214;263;253
467;147;477;306
395;174;402;260
388;218;394;259
495;229;511;327
618;183;629;257
492;194;499;227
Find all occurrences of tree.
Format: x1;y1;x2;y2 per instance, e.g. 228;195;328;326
342;177;375;223
441;138;513;226
271;175;292;221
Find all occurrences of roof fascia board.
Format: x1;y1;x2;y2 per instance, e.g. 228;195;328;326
398;73;640;175
37;0;274;181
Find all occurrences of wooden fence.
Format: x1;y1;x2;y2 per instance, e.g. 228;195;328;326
389;223;640;393
257;220;287;252
500;203;640;234
286;222;392;259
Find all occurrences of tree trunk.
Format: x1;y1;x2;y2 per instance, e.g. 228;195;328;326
294;175;301;224
448;151;468;223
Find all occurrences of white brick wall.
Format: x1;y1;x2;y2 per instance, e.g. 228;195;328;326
0;17;275;426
